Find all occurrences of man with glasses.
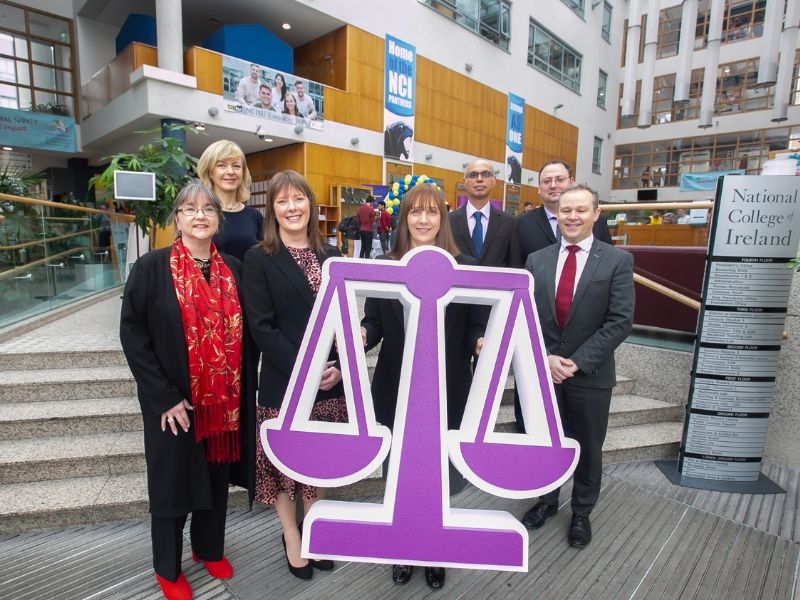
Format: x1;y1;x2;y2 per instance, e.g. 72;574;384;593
517;160;611;261
449;159;520;269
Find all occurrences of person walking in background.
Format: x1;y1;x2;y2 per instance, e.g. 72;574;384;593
521;183;634;548
361;184;485;591
242;171;343;581
356;197;376;259
120;181;255;600
378;200;392;252
197;140;263;262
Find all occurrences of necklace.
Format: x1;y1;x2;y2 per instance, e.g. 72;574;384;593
222;203;245;212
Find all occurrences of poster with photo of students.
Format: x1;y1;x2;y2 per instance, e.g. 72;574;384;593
221;55;325;130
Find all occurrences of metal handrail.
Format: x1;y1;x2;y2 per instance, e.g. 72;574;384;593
600;200;714;212
0;247;88;282
0;228;95;251
0;192;135;220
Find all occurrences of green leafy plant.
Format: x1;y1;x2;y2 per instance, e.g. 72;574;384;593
89;125;201;235
0;163;45;244
30;102;69;116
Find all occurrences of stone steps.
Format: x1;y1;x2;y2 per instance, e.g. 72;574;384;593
0;366;135;403
0;296;680;535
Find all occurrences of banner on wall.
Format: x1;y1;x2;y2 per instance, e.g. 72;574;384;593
383;35;416;162
680;170;745;192
222;55;325;130
0;107;76;153
505;93;524;184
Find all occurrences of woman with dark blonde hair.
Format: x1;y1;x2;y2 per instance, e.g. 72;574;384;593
120;180;255;600
242;170;343;580
360;184;486;591
197;139;263;261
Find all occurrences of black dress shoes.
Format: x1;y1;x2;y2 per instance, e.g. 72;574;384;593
392;564;413;584
424;567;446;590
521;501;558;530
282;534;313;579
568;514;592;548
297;523;334;570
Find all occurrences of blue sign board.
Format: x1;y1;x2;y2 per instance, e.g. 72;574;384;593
505;93;525;184
383;35;416;162
680;170;745;192
0;107;76;153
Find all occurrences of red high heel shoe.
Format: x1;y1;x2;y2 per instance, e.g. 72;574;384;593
155;573;192;600
192;552;234;579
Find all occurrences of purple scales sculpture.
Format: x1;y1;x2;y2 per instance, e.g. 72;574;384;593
262;246;579;572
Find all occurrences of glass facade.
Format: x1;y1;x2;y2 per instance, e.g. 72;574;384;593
612;126;799;189
419;0;511;50
0;2;76;118
528;20;582;93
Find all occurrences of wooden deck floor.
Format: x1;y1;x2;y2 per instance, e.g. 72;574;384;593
1;460;797;600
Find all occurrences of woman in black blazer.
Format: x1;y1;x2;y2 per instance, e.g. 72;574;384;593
120;181;255;600
360;184;486;591
242;171;343;580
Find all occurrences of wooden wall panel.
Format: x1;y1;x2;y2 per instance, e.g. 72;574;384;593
131;43;158;70
415;56;506;162
246;143;306;182
304;144;383;198
523;105;578;175
294;26;347;90
322;26;383;131
184;47;223;95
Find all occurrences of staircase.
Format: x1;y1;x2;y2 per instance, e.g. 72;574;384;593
0;297;684;535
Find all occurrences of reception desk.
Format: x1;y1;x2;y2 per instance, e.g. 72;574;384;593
610;222;708;247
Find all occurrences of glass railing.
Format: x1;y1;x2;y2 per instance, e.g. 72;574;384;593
0;192;134;328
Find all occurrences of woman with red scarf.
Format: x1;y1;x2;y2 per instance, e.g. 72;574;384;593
120;181;254;600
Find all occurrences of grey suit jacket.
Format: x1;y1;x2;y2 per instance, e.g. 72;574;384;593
525;238;634;389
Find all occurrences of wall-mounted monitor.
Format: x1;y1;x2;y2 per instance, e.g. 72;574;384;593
637;188;658;201
113;170;156;201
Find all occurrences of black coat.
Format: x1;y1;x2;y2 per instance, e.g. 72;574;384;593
517;206;612;263
449;204;521;268
242;242;343;409
119;247;257;518
361;254;486;431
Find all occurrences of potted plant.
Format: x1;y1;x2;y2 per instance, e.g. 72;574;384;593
89;124;201;236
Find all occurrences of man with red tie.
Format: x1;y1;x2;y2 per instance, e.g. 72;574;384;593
522;184;634;548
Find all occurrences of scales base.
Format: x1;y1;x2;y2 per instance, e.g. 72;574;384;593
306;518;527;571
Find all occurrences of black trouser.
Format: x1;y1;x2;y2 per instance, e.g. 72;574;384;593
359;231;373;258
535;382;612;516
151;462;230;581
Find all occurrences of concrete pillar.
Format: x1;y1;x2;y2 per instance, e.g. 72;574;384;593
156;0;183;73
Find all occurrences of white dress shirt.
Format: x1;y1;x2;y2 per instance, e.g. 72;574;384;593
466;202;491;239
543;206;559;238
554;235;594;297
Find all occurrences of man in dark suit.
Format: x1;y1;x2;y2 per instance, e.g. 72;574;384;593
521;184;634;548
449;158;520;268
517;160;612;262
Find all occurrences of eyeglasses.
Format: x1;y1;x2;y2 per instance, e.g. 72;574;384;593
466;170;494;180
539;177;569;186
178;206;218;217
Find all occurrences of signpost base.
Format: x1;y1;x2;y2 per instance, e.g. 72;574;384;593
656;460;785;494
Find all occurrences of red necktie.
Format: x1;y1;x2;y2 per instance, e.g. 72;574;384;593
556;245;580;329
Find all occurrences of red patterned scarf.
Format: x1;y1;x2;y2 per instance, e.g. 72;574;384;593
170;238;242;463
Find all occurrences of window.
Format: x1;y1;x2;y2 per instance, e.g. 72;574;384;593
593;137;603;173
792;50;800;108
597;70;607;109
419;0;511;50
618;70;703;128
602;2;612;42
612;126;797;189
528;20;582;93
0;3;76;118
562;0;584;19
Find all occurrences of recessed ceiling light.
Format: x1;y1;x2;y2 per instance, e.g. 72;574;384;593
282;23;291;30
1;146;11;151
264;138;274;143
